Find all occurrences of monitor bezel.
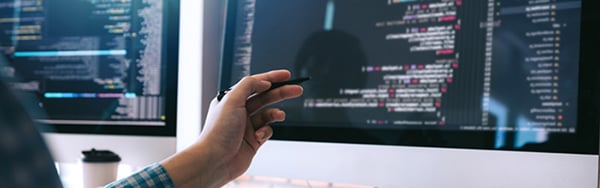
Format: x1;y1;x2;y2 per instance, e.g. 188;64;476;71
219;0;599;154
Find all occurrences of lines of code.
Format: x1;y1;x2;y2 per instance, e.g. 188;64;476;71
231;0;255;77
137;0;163;96
302;0;465;127
229;0;581;133
0;0;168;124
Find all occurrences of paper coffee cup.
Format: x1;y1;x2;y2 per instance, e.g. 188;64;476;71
81;148;121;188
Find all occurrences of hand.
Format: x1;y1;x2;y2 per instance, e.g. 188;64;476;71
161;70;303;188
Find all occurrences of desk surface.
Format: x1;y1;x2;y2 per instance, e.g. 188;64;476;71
57;162;375;188
225;175;375;188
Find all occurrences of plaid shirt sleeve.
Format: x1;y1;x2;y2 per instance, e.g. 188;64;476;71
105;163;174;188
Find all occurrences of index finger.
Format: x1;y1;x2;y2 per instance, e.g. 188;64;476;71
251;69;292;84
222;70;292;105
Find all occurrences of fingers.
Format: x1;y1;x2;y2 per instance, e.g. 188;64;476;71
243;124;273;154
246;85;303;115
251;69;291;83
220;70;292;105
244;109;279;152
255;125;273;145
250;108;285;129
221;76;269;106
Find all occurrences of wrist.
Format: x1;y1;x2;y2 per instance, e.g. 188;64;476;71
160;142;228;188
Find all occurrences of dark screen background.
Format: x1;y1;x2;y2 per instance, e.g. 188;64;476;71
221;0;597;153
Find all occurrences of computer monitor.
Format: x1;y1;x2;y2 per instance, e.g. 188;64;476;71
214;0;599;187
0;0;180;168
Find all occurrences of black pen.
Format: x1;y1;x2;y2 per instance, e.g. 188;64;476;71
217;77;310;101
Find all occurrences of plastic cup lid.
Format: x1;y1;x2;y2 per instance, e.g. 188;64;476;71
81;148;121;162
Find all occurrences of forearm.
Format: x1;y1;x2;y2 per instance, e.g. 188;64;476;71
160;142;229;188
